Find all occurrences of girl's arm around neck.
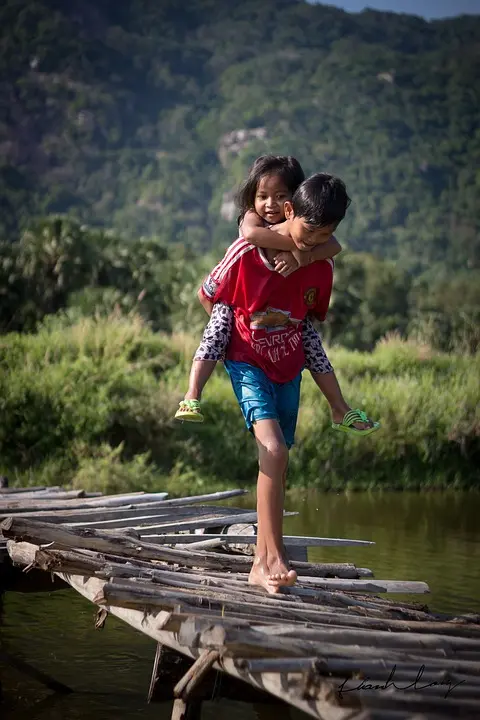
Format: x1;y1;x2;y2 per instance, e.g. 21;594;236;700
240;209;294;251
292;236;342;267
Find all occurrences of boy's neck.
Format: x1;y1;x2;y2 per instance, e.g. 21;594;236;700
262;220;290;264
271;219;290;235
262;220;290;263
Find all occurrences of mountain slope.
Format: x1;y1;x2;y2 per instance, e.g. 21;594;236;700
0;0;479;271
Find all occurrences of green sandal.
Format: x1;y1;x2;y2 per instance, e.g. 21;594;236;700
332;409;380;437
174;399;204;423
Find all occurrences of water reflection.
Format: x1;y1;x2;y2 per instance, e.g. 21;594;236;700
283;490;480;613
1;491;479;719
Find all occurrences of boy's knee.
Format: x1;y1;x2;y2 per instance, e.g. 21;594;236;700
260;438;289;468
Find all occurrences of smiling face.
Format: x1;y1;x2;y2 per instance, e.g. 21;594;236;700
284;201;336;250
254;173;291;225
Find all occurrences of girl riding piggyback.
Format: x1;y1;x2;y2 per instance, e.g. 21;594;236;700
175;155;379;436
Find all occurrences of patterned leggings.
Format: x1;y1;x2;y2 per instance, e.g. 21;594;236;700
194;302;333;373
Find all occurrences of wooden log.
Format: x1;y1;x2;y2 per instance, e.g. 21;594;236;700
178;614;480;654
0;491;168;513
3;489;245;518
6;540;37;567
0;489;87;508
171;533;374;548
148;643;167;703
334;685;480;717
153;489;246;506
195;564;373;580
92;564;429;630
93;579;480;649
171;697;202;720
285;578;430;594
59;572;480;720
66;508;263;531
238;656;480;684
9;548;443;637
145;637;286;705
171;615;480;673
95;576;389;626
52;573;346;719
1;517;292;573
0;486;49;494
11;502;249;524
134;511;297;534
173;649;220;699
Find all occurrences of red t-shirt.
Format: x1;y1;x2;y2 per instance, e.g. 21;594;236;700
201;238;333;383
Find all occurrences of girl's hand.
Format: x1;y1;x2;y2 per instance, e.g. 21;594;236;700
273;251;299;277
291;248;311;267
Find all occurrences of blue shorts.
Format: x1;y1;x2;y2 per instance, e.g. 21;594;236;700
224;360;302;448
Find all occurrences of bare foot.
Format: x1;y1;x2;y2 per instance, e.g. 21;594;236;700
248;555;297;594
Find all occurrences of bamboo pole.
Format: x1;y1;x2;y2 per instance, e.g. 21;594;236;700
60;573;480;720
8;544;441;636
10;502;248;524
171;698;202;720
0;491;168;514
237;656;480;684
172;534;374;548
66;509;267;531
52;573;354;719
0;650;73;694
0;517;299;573
173;649;220;699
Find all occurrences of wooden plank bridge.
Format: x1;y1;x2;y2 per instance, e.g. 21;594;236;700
1;483;479;719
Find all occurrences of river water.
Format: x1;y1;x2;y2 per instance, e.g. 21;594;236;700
1;490;479;719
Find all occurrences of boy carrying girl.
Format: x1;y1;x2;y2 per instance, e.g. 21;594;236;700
199;172;352;593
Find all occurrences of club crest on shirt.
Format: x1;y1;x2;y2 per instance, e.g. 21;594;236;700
250;307;302;332
304;287;317;307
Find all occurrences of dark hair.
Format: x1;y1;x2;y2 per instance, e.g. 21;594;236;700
236;155;305;223
291;173;351;228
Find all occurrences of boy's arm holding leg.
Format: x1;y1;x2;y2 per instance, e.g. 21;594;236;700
197;287;213;316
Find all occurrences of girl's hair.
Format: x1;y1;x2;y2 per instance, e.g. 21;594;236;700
236;155;305;224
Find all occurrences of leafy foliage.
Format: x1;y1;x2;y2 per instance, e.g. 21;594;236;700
0;316;478;490
0;0;478;269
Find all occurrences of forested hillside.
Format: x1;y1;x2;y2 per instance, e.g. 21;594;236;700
1;0;479;263
1;0;479;350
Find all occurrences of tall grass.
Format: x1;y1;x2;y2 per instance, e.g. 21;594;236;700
1;315;478;493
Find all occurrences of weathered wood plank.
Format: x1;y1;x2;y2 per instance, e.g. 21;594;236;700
0;489;87;507
150;489;247;506
51;573;357;719
65;508;260;530
0;491;168;513
0;485;48;494
62;573;480;719
161;534;374;548
2;489;245;518
7;503;248;524
2;517;373;579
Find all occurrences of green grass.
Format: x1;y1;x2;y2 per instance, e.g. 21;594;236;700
1;315;478;493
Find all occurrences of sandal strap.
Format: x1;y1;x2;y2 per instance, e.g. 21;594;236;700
179;400;201;411
342;409;368;427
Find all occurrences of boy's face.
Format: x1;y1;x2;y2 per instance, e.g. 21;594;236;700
284;203;336;250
